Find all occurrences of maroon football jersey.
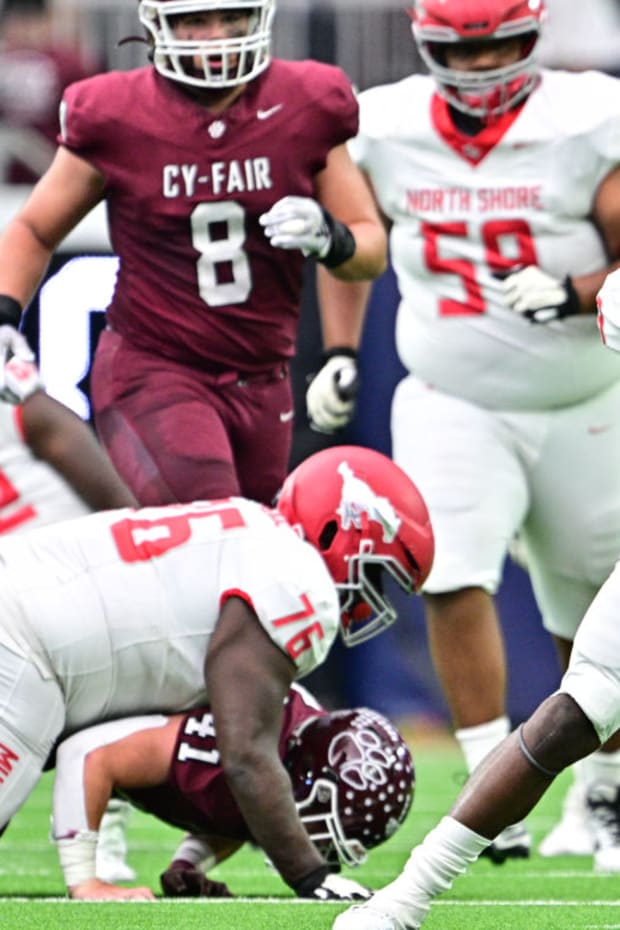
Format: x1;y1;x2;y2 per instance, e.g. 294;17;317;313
124;686;326;838
59;61;358;373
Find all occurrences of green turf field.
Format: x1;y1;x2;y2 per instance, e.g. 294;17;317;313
1;738;618;930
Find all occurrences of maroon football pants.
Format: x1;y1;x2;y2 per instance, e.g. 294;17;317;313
91;329;293;506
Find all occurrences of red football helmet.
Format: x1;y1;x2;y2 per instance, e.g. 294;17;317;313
276;445;434;646
410;0;546;119
285;707;415;868
138;0;274;89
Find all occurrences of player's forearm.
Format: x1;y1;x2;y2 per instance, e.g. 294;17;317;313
573;262;620;314
328;219;387;281
316;265;372;349
0;217;54;309
23;392;138;511
222;751;325;887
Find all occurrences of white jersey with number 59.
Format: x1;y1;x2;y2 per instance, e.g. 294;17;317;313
0;498;339;735
351;69;620;410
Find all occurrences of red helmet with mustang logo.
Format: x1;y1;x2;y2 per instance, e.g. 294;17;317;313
286;706;415;867
139;0;275;89
276;445;434;646
410;0;546;119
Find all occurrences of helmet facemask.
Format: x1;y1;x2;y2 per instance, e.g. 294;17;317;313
295;777;367;868
336;541;417;647
139;0;275;89
420;34;540;119
410;0;545;121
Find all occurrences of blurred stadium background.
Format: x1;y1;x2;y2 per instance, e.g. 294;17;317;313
1;0;620;736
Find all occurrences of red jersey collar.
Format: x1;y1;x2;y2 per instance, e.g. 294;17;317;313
431;92;525;166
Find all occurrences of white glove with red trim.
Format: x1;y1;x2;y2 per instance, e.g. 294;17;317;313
0;354;42;404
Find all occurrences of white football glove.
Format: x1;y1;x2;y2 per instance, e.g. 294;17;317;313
260;195;333;259
0;356;43;404
0;324;34;362
500;266;580;323
302;873;372;902
0;330;38;403
306;351;359;433
597;268;620;353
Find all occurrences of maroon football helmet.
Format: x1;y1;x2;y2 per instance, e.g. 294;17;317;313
285;707;415;868
410;0;546;119
277;445;434;646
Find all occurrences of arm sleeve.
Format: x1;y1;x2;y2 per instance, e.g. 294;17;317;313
52;715;168;838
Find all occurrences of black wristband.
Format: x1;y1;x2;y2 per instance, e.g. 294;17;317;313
292;864;331;897
322;346;358;363
0;295;22;329
318;209;356;269
559;275;580;318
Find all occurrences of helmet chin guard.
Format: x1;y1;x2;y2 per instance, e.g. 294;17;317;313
139;0;275;89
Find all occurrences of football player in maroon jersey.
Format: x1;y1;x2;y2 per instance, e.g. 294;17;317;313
0;0;386;507
52;684;415;900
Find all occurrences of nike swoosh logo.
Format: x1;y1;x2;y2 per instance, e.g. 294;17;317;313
257;104;284;120
279;409;294;422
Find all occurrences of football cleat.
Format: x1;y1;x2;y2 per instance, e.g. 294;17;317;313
587;783;620;872
480;822;531;864
539;780;594;857
333;903;415;930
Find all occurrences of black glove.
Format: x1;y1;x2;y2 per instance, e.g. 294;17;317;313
160;861;234;898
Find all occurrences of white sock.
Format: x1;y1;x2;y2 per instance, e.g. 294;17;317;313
371;817;490;927
585;748;620;788
455;716;510;774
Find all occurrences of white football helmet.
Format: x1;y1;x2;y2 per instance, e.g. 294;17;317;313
410;0;546;119
139;0;275;89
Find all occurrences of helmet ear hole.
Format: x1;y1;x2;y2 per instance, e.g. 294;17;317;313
318;520;338;551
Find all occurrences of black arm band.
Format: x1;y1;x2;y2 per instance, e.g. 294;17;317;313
319;209;356;269
560;275;580;318
322;346;358;363
291;864;331;897
0;295;23;328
